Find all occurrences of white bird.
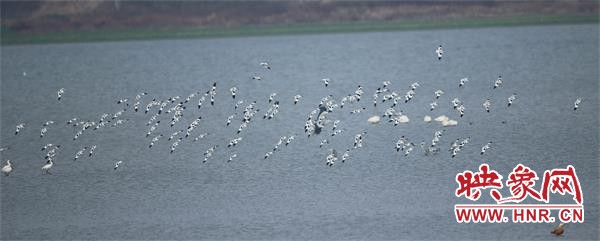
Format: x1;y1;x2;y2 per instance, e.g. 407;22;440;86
435;45;444;60
57;88;65;101
42;160;53;174
114;160;123;170
494;75;503;89
264;151;273;159
2;160;13;176
459;77;469;87
574;98;582;111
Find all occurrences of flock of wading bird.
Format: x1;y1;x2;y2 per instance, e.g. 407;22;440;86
0;45;583;236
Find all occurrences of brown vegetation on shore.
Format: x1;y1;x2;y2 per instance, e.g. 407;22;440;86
2;1;598;33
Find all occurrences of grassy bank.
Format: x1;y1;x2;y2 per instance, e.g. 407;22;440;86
1;14;598;46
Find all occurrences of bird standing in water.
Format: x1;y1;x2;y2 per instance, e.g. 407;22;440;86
551;223;565;236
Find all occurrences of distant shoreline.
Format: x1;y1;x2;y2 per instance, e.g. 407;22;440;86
1;14;598;46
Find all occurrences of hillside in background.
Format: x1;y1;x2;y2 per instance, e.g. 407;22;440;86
2;1;598;33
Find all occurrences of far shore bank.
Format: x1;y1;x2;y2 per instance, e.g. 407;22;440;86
1;14;598;46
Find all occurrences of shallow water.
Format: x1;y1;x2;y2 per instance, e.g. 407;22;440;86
1;24;598;240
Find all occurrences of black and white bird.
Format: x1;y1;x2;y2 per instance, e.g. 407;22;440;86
574;98;582;111
252;76;262;80
341;149;350;163
319;139;328;148
480;142;492;155
228;153;237;162
114;160;123;170
230;87;238;99
203;145;217;162
209;82;217;106
435;45;444;60
149;134;163;148
226;114;235;126
227;137;243;148
434;90;444;99
268;93;277;103
88;145;97;157
293;95;302;104
15;123;25;135
452;98;462;109
40;127;48;138
170;138;182;154
260;62;271;70
430;101;438;111
494;76;503;89
73;147;88;161
322;78;330;87
285;135;295;146
395;136;406;152
507;93;518;107
57;88;65;101
350;107;366;114
326;149;338;166
410;82;420;91
456;105;466;117
483;99;492;112
459;78;469;87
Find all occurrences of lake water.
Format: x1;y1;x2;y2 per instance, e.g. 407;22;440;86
1;24;598;240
